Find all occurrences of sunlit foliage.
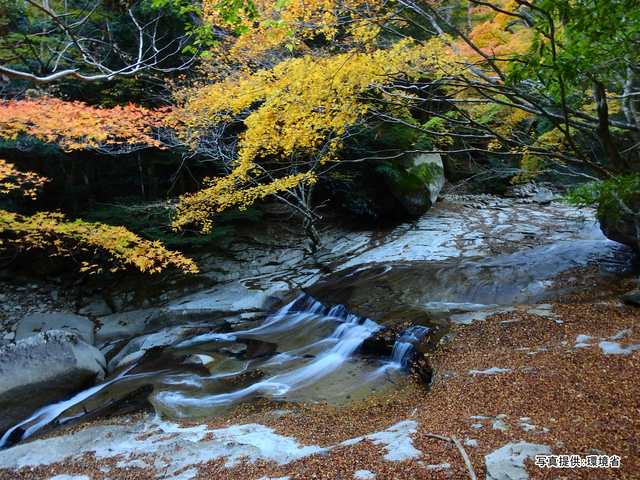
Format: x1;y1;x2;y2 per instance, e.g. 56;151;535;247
0;159;49;198
0;98;169;152
0;132;197;274
170;0;458;236
0;209;199;274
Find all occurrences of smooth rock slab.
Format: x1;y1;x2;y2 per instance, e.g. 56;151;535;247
531;188;554;204
354;470;376;479
0;418;422;478
0;330;106;437
106;325;207;372
485;441;551;480
164;281;291;317
94;309;157;344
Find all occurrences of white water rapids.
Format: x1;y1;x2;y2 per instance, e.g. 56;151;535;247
4;226;627;450
153;294;416;419
1;294;419;448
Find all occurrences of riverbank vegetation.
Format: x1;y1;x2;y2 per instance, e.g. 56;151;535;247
0;0;638;271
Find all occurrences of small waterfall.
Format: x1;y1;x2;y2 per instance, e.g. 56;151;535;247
285;293;328;315
2;293;430;445
155;294;383;415
387;325;431;368
0;364;140;449
389;342;414;367
327;303;350;318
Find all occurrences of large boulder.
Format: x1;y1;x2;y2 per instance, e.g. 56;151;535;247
0;330;106;437
381;153;445;217
598;209;639;255
15;313;96;345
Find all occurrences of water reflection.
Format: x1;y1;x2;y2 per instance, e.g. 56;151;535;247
307;238;631;324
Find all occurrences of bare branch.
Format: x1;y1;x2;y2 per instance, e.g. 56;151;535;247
0;0;198;84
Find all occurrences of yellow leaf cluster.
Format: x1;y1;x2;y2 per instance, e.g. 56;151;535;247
0;210;198;274
0;161;197;274
172;171;316;233
534;127;575;153
458;0;533;62
512;127;575;183
176;38;453;162
581;90;622;117
0;159;48;198
202;0;389;62
171;37;455;231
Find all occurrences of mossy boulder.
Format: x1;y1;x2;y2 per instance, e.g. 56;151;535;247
598;208;640;255
380;154;445;217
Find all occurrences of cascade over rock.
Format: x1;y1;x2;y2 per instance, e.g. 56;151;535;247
0;330;106;438
0;194;630;455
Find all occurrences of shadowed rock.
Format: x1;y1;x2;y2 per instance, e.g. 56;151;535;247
15;313;96;344
0;330;106;437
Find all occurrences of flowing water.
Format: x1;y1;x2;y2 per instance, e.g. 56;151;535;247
0;295;415;448
152;294;405;419
2;233;633;449
306;238;633;326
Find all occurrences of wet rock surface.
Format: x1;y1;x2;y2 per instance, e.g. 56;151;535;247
0;193;600;344
0;193;636;473
0;330;106;437
0;196;627;411
0;193;638;479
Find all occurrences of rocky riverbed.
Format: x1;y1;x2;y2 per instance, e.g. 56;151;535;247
0;189;601;341
0;190;638;479
0;280;77;346
1;264;638;480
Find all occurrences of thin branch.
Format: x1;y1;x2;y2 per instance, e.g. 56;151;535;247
0;0;198;84
422;433;477;480
451;435;478;480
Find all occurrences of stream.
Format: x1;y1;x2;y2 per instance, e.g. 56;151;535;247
0;215;634;450
0;295;420;448
307;236;630;324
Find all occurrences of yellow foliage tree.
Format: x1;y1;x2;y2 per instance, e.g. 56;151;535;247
458;0;533;62
0;159;49;198
171;0;640;244
171;0;458;248
0;161;198;274
0;97;169;153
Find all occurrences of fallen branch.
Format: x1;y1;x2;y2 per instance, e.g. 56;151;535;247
424;433;477;480
451;435;477;480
